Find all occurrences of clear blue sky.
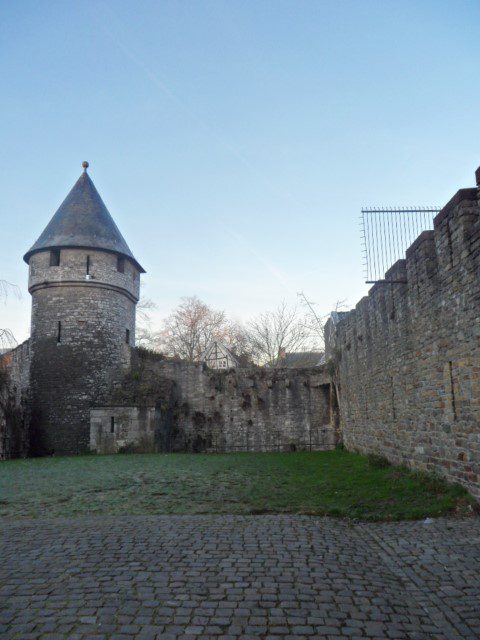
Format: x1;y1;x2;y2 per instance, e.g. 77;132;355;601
2;0;479;341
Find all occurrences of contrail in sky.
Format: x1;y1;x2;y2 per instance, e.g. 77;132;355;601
222;226;296;295
88;3;319;301
89;2;311;210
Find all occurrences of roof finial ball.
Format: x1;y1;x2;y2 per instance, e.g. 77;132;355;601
82;161;89;172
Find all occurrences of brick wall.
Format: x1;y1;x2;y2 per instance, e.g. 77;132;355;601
326;173;480;497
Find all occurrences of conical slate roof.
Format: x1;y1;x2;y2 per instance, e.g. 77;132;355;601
23;166;145;272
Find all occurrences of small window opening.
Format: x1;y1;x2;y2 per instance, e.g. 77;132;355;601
50;250;60;266
390;376;396;420
448;361;457;421
125;328;130;344
110;416;115;433
86;255;90;275
117;256;125;273
57;321;62;343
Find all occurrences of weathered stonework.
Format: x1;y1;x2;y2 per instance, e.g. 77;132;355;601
28;248;139;455
90;355;334;454
90;406;156;453
0;341;30;459
326;173;480;498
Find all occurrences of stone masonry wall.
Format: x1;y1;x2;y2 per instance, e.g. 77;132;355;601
91;355;334;454
0;340;31;459
29;248;138;455
326;173;480;497
28;247;140;301
90;406;156;454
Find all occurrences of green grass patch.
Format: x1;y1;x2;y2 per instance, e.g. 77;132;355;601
0;450;474;521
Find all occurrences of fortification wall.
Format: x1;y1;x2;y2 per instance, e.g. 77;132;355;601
0;340;31;459
91;356;335;454
326;173;480;497
28;248;139;455
28;248;140;301
30;285;135;455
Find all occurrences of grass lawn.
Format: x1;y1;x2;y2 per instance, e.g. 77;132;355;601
0;450;474;521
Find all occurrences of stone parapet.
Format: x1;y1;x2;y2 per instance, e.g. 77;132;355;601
326;169;480;497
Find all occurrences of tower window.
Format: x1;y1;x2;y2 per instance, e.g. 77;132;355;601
86;255;90;275
125;329;130;344
110;416;115;433
50;250;61;266
57;321;62;343
117;256;125;273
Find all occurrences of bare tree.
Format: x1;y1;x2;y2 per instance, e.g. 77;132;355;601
0;280;19;458
222;321;254;366
0;329;16;350
297;291;347;350
136;325;165;352
246;301;317;367
159;296;230;362
137;296;156;326
297;293;350;430
135;297;165;351
0;280;20;351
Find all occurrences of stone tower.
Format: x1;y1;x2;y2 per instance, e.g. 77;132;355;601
24;163;145;455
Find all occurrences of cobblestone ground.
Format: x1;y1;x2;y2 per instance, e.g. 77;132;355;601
1;515;479;639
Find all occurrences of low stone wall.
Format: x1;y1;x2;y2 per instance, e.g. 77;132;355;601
90;406;156;454
0;340;31;459
326;171;480;498
90;355;335;454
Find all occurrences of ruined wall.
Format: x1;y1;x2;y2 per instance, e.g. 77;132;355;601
91;355;334;454
0;340;31;459
326;172;480;497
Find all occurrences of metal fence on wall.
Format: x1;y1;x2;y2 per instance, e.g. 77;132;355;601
361;207;440;283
